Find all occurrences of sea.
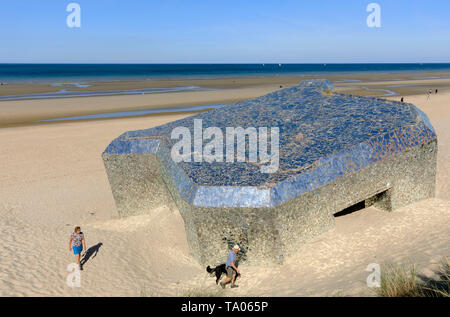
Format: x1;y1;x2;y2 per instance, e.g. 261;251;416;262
1;63;450;83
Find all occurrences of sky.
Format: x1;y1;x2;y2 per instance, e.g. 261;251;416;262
0;0;449;63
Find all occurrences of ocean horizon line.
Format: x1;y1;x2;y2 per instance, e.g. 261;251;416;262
1;63;450;85
1;62;450;64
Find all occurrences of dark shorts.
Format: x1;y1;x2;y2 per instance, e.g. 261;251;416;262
226;266;236;278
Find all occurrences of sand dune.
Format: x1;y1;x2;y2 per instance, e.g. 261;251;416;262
0;92;448;297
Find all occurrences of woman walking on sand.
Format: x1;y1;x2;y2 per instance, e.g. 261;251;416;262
69;226;86;270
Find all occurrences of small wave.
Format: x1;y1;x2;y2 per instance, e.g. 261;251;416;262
410;76;450;80
360;86;398;97
50;83;91;88
334;79;362;83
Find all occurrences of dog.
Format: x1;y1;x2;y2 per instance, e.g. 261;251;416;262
206;264;240;284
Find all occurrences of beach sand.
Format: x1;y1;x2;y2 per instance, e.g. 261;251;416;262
0;81;449;296
1;71;450;127
0;86;280;127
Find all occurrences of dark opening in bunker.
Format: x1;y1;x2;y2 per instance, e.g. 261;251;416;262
334;189;391;217
334;201;366;217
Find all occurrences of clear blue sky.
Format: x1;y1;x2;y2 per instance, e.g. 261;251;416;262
1;0;449;63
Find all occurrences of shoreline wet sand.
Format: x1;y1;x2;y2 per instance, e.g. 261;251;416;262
1;71;450;127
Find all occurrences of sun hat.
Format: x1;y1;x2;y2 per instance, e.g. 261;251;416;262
233;245;240;251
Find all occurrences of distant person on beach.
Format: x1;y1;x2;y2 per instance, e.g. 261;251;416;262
401;97;404;103
69;226;86;270
436;89;438;94
220;245;240;289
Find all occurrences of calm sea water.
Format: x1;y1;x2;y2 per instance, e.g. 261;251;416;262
1;63;450;83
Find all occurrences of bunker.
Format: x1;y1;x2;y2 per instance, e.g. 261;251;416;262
102;80;437;265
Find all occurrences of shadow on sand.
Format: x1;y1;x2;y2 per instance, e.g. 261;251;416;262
81;242;103;267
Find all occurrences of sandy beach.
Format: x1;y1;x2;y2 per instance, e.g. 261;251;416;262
0;75;448;297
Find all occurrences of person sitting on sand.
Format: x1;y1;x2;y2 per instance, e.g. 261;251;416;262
220;245;240;289
69;226;86;270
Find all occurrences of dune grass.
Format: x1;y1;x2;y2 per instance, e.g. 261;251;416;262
375;263;420;297
376;256;449;297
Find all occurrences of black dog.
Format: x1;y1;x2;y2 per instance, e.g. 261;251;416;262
206;264;240;284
